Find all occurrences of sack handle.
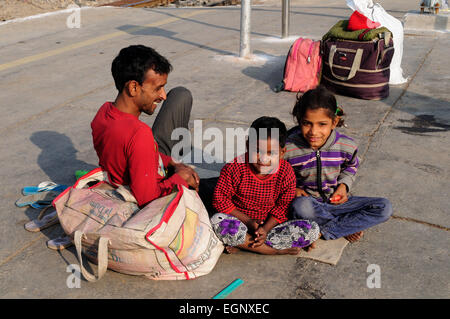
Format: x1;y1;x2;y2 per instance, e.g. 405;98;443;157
73;168;138;204
329;45;363;81
74;230;110;282
74;169;109;190
114;185;138;204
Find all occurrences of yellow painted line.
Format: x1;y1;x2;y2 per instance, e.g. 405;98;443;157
0;10;208;73
0;234;45;267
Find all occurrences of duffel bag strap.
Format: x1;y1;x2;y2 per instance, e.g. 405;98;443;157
329;45;363;81
74;230;110;282
383;32;392;48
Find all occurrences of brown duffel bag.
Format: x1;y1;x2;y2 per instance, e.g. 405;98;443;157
321;21;395;100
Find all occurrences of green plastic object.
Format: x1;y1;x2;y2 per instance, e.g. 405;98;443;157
75;170;89;180
212;279;244;299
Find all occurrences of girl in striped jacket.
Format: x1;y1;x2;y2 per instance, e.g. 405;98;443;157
285;85;392;244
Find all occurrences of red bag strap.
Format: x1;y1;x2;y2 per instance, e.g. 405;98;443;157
291;38;303;61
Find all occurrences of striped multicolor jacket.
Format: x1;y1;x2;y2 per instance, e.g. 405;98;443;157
284;128;359;202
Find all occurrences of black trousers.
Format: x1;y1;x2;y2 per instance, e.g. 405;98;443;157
152;86;218;216
198;177;219;217
152;86;193;157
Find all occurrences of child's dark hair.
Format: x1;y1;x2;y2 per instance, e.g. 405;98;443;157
292;85;345;127
111;45;172;92
249;116;288;148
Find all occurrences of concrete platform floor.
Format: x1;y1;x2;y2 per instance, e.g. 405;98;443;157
0;0;448;299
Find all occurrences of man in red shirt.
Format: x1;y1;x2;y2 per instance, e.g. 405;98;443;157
91;45;199;207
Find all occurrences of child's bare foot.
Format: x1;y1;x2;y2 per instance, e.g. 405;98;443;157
304;233;322;252
345;231;364;243
305;241;316;252
237;234;299;255
224;245;239;254
276;247;301;255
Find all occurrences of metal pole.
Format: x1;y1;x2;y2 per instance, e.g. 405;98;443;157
282;0;290;38
239;0;251;58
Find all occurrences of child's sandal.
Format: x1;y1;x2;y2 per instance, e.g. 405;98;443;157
47;235;73;250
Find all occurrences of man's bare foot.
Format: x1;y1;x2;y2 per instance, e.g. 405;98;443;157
345;231;364;243
224;245;239;254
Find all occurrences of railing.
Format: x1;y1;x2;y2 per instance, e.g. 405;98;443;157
239;0;251;57
282;0;290;38
240;0;291;57
105;0;291;58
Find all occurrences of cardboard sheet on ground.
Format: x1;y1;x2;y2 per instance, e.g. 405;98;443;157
296;238;349;265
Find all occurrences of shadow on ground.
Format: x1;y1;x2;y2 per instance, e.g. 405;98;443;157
30;131;97;184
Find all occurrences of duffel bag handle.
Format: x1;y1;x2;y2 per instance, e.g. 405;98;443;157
74;230;110;282
329;45;363;81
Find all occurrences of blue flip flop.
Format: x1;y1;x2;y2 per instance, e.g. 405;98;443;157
22;182;68;195
15;190;60;208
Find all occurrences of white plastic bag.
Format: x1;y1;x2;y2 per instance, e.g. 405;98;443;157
346;0;408;84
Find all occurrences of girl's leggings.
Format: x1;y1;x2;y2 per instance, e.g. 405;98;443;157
291;196;393;240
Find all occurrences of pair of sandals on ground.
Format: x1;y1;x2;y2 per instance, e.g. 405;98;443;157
17;181;72;250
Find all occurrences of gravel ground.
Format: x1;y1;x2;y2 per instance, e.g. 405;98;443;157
0;0;114;22
0;0;251;22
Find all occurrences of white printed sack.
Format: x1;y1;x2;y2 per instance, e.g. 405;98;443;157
52;168;224;281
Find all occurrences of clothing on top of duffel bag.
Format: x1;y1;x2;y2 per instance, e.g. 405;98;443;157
320;20;395;100
347;10;381;31
323;19;391;42
52;168;224;281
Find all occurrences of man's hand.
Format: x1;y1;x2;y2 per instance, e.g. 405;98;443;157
174;163;200;192
330;184;348;205
295;188;309;197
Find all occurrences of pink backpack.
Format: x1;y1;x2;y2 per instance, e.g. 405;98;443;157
277;38;322;93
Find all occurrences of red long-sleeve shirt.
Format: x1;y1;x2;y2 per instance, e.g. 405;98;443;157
212;155;296;223
91;102;187;207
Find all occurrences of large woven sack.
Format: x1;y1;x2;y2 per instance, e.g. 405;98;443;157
52;168;224;281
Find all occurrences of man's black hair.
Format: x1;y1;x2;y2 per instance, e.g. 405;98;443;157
249;116;288;148
111;45;172;92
